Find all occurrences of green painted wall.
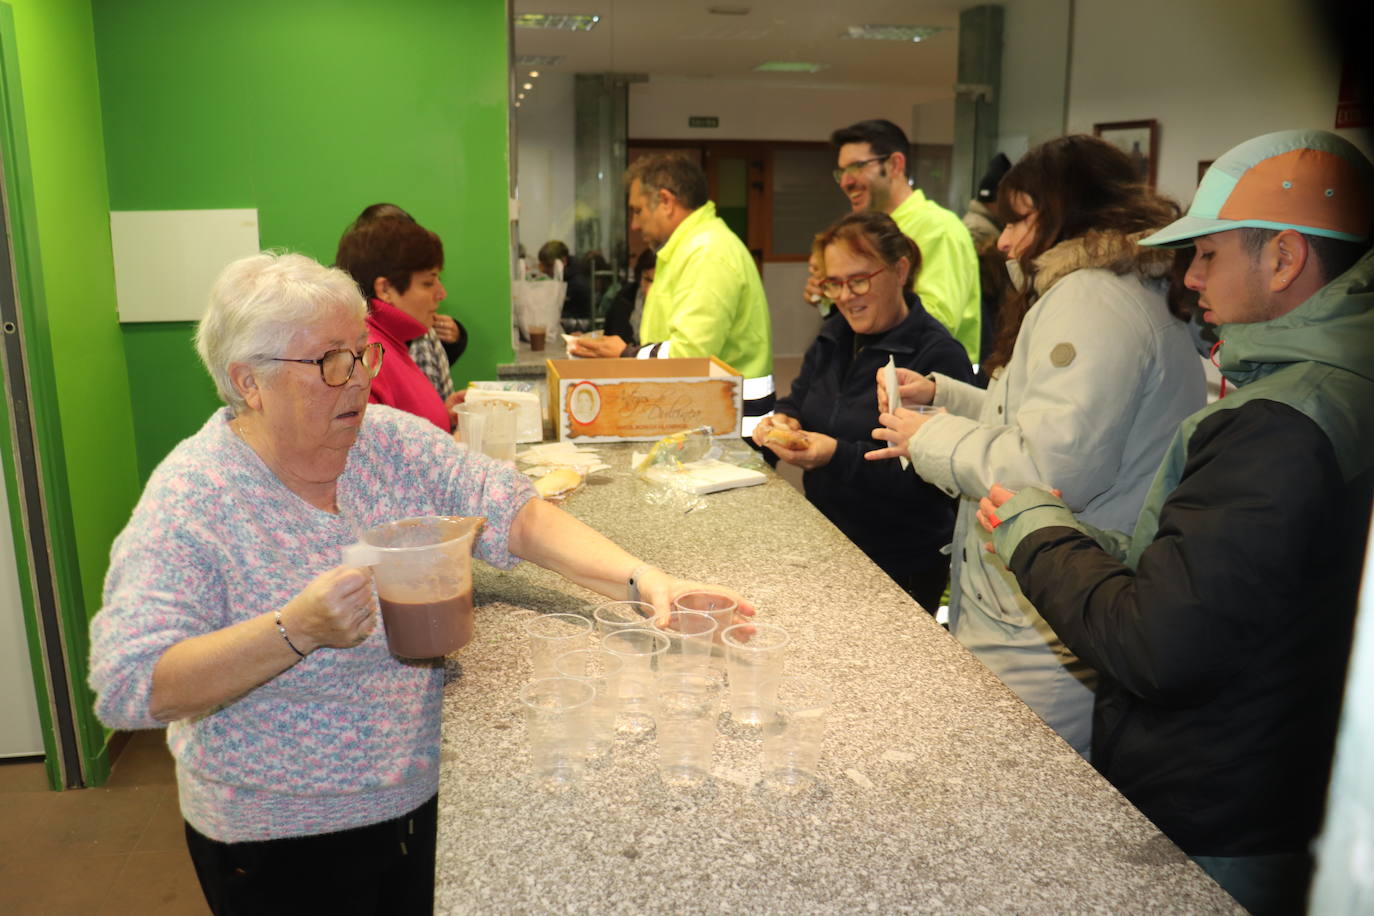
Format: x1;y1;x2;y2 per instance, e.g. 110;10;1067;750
92;0;515;481
5;0;143;785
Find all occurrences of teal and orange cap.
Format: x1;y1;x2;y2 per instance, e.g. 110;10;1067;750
1140;129;1374;248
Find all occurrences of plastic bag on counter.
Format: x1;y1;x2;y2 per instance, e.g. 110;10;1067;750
511;278;565;337
632;427;769;513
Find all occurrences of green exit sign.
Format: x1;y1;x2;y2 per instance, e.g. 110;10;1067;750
688;116;719;129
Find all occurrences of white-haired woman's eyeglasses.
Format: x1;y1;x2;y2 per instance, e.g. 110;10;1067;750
270;342;384;387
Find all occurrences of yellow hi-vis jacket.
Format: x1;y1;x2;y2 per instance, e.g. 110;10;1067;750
890;188;982;363
637;201;775;433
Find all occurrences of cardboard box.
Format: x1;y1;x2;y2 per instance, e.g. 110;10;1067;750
547;357;742;442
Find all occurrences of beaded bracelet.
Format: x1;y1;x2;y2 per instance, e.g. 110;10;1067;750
274;608;306;659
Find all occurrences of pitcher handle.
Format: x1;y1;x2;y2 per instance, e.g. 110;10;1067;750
342;542;384;568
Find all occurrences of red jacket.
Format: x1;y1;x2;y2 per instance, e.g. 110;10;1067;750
366;299;451;431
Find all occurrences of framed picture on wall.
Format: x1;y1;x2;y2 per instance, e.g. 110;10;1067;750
1197;159;1215;186
1094;119;1159;188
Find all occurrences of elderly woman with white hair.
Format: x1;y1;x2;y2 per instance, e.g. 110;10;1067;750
88;252;752;916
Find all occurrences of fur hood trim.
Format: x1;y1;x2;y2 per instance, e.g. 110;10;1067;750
1031;229;1174;295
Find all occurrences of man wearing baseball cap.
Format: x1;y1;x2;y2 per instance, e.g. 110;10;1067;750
976;129;1374;914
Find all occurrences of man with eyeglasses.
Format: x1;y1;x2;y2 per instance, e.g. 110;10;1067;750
822;120;982;364
570;153;775;435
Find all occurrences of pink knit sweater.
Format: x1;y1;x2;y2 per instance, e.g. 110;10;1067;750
89;405;535;842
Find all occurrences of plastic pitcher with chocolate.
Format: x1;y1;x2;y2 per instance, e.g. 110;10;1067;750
343;516;485;658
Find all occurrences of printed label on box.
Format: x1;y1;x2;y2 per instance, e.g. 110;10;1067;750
561;377;739;440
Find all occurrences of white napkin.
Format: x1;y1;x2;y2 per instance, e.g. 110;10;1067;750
883;356;909;470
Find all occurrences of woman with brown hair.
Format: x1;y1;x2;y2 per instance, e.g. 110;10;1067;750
867;135;1205;757
754;211;973;611
336;214;465;431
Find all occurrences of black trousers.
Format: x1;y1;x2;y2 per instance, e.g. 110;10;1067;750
184;794;438;916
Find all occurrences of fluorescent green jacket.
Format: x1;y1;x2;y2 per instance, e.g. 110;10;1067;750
638;201;773;383
890;189;982;362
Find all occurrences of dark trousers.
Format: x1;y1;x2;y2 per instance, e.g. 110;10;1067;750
184;794;438;916
890;556;950;615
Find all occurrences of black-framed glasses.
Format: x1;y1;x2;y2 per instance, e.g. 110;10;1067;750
832;154;890;184
270;342;384;387
820;267;887;299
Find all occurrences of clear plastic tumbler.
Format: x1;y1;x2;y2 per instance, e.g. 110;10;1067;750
761;674;833;793
654;672;722;787
592;600;656;639
554;648;624;759
602;627;671;735
519;676;595;790
524;613;593;678
721;622;790;727
656;609;718;675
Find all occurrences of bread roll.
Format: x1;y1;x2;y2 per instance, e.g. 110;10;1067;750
762;426;809;450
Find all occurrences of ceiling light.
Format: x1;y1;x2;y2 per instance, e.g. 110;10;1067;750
516;54;562;67
753;61;828;73
515;13;600;31
529;70;540;78
523;82;533;90
843;25;945;42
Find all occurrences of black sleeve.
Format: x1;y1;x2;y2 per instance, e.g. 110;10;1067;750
441;320;468;365
1008;400;1343;707
602;284;638;344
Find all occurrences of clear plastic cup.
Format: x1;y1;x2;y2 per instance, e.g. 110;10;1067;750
601;627;671;735
674;591;738;670
673;591;737;639
654;672;722;787
761;675;833;793
454;400;518;462
519;677;595;790
656;609;718;675
592;600;656;639
721;622;790;727
554;648;624;759
524;613;592;678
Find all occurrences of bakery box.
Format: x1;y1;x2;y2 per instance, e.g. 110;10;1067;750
546;357;742;442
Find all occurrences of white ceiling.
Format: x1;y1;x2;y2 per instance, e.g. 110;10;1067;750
512;0;971;92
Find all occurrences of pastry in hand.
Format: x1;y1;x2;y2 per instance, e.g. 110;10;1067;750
762;426;809;450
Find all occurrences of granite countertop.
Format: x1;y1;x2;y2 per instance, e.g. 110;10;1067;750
435;445;1239;914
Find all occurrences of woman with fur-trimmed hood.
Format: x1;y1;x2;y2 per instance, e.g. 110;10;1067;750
867;135;1206;758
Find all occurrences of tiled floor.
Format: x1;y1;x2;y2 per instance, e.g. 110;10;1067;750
0;730;208;915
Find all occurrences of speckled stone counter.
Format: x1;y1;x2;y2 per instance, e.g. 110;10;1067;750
435;446;1240;914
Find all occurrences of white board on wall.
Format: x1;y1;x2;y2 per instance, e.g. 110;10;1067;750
110;209;260;322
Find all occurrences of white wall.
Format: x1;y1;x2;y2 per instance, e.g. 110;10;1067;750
1065;0;1371;205
998;0;1071;159
763;262;824;358
630;79;950;142
514;71;577;257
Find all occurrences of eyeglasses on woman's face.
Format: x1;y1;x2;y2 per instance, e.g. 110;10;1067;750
819;266;887;299
270;341;384;387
